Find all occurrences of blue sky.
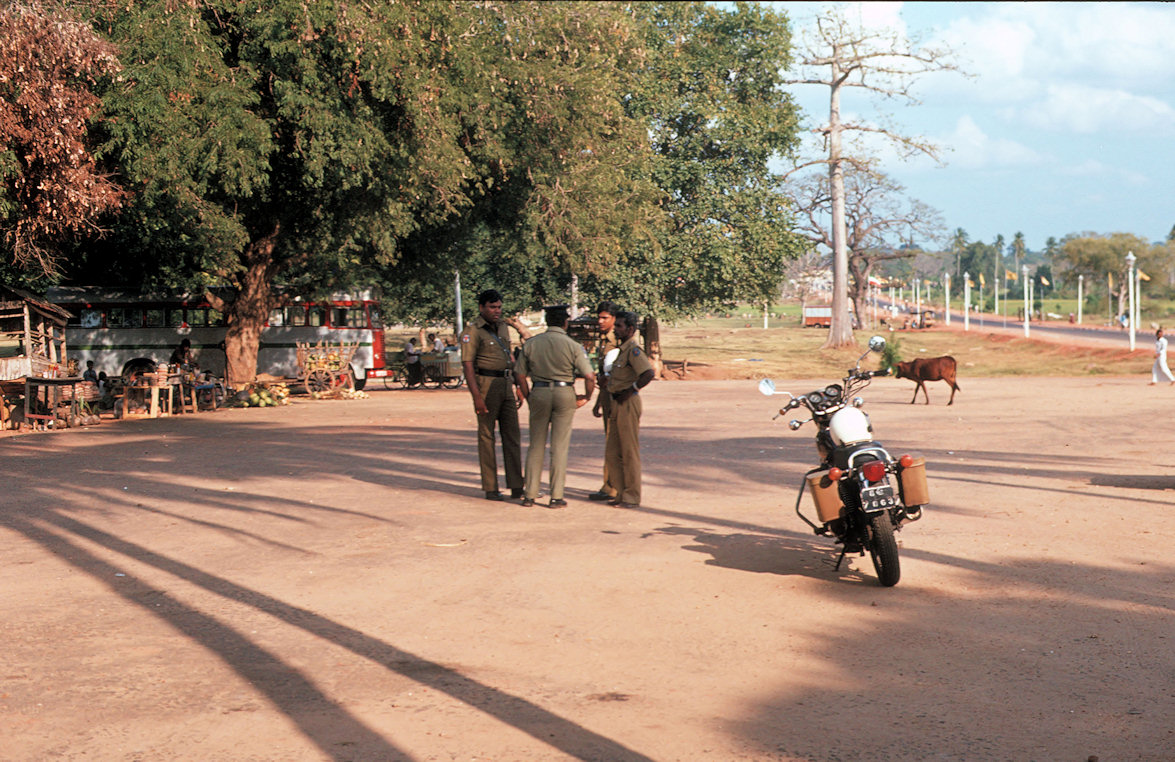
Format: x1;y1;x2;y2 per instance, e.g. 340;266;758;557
766;2;1175;252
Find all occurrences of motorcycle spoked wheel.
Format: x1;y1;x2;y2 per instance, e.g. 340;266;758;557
867;513;901;587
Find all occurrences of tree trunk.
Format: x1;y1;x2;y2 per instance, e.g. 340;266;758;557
209;227;282;388
643;315;663;379
822;49;855;349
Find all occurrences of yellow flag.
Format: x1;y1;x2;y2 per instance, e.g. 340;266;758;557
1040;276;1050;286
967;279;975;287
979;272;986;286
1006;269;1017;281
1108;272;1113;289
1139;270;1151;281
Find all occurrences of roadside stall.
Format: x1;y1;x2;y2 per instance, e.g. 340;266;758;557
0;287;89;430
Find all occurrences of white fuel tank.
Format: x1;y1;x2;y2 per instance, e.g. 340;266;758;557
828;407;872;446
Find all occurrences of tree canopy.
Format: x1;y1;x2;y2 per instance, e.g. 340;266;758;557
78;0;663;383
0;1;123;281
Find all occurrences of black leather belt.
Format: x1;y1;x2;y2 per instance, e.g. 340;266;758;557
476;368;511;377
611;389;637;401
531;380;572;387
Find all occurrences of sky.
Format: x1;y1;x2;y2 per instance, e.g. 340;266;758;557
765;2;1175;252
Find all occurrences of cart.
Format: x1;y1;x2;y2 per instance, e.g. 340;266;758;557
296;340;358;393
385;348;464;389
421;350;464;389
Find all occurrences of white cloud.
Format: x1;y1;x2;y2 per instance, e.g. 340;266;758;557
1025;84;1175;134
937;116;1042;170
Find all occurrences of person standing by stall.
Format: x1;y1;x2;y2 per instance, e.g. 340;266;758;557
515;305;596;508
604;311;655;509
461;289;526;501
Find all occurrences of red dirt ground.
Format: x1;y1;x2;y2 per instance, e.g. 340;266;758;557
2;355;1174;760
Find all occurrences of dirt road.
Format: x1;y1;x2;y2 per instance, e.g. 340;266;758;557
2;373;1173;761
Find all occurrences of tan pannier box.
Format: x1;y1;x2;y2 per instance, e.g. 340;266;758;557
806;470;843;523
898;455;929;506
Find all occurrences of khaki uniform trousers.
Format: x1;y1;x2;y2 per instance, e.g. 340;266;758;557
597;390;617;496
604;393;642;505
524;385;577;500
476;376;523;492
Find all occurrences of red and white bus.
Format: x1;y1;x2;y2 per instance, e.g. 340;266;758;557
48;287;391;388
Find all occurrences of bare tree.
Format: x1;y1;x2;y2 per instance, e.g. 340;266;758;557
790;166;943;324
781;248;830;323
783;8;962;347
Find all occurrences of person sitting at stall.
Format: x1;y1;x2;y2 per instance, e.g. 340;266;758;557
82;361;99;384
169;338;197;368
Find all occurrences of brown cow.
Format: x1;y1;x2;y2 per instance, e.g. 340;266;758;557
892;356;960;405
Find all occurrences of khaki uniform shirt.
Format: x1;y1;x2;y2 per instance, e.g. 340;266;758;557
516;327;593;383
607;334;653;393
460;316;514;373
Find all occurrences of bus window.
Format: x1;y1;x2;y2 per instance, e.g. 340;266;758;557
268;308;285;327
348;308;367;328
167;308;185;327
188;309;207;326
145;309;165;327
209;309;225;326
368;305;381;328
79;309;102;328
309;308;325;327
289;306;306;326
331;308;347;327
108;308;130;328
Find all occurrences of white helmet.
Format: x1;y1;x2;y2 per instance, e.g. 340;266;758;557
828;407;872;446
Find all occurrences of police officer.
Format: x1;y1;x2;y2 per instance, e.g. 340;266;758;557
461;289;526;501
589;301;623;501
515;305;596;508
604;311;655;508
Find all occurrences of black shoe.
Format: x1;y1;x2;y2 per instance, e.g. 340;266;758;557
485;491;504;501
588;491;615;502
548;498;567;509
612;501;639;509
510;488;524;499
521;497;535;507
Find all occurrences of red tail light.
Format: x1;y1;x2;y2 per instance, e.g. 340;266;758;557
828;467;844;481
899;453;914;468
861;460;887;483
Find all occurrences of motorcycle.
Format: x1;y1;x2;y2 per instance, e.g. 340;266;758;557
758;336;928;587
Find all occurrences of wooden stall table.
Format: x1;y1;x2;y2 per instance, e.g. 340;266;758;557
24;375;83;429
122;372;176;419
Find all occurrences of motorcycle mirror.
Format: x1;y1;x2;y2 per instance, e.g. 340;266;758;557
868;335;886;353
758;378;777;396
788;419;803;430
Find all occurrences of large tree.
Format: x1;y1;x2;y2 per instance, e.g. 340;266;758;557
382;1;807;325
83;1;657;385
790;166;942;322
1054;232;1159;320
0;1;123;281
783;7;961;348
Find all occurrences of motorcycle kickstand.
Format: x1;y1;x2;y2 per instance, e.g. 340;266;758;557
833;548;848;571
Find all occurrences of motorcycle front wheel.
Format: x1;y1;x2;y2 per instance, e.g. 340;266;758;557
868;513;901;587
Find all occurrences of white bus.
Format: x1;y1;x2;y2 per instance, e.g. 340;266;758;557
47;287;392;389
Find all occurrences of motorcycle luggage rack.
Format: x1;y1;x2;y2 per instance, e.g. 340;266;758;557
795;465;827;534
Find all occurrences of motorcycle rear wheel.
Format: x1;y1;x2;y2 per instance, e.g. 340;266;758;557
868;513;901;587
